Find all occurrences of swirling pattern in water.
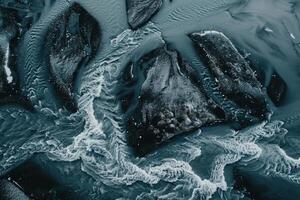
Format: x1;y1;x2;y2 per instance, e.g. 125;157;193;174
1;0;300;199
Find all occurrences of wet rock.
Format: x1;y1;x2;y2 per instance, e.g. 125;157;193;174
0;6;33;109
126;0;163;29
123;48;223;155
0;0;49;31
189;30;268;123
46;3;100;112
267;72;286;106
3;159;74;200
0;179;30;200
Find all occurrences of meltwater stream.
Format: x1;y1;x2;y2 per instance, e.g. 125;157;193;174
1;0;300;199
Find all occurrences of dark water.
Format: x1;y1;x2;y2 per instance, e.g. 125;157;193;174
1;0;300;199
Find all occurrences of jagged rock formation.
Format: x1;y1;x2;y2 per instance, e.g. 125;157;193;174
122;48;224;155
189;31;268;124
46;3;100;112
267;72;286;106
126;0;163;29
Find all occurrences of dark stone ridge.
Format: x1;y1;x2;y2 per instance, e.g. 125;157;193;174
46;3;100;112
126;0;163;29
189;30;268;124
121;47;224;155
267;72;286;106
0;6;33;110
0;179;30;200
2;160;74;200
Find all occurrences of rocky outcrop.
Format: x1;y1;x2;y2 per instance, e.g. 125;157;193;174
121;31;270;155
122;48;224;155
46;3;100;112
126;0;163;29
189;31;268;124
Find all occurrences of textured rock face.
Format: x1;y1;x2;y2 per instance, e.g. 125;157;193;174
126;0;163;29
267;72;286;106
189;31;268;123
46;3;100;112
123;48;223;155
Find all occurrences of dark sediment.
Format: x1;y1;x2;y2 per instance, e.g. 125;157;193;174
267;72;286;106
121;31;270;155
46;3;100;112
0;6;35;110
126;0;163;29
0;0;49;11
1;160;74;200
233;168;300;200
189;30;268;124
121;47;224;155
0;179;30;200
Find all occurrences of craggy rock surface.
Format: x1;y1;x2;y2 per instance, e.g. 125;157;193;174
122;48;224;155
46;3;100;112
189;31;268;124
126;0;163;29
267;72;286;106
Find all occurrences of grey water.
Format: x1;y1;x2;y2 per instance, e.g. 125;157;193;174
1;0;300;199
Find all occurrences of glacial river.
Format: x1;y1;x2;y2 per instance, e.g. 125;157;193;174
1;0;300;199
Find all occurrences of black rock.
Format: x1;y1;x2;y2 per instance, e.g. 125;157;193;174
46;3;100;112
0;7;19;96
2;160;74;200
0;6;33;109
267;72;286;106
0;179;30;200
126;0;163;29
123;48;223;155
189;31;268;123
